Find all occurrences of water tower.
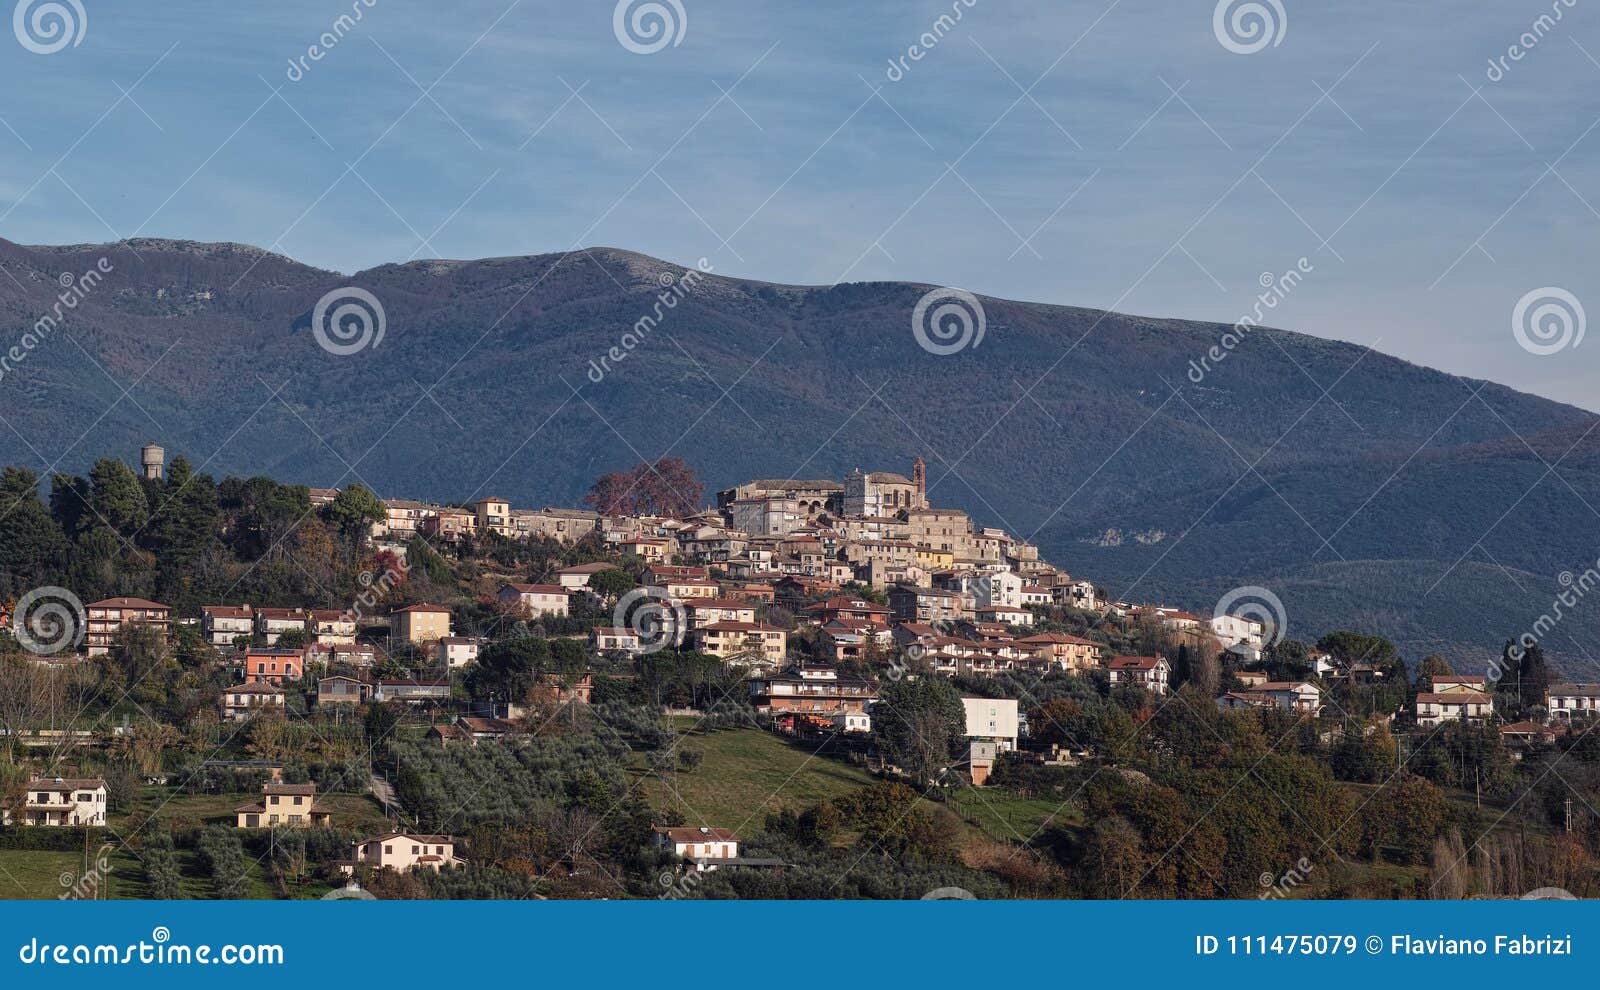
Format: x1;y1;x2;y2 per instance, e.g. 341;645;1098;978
141;443;165;480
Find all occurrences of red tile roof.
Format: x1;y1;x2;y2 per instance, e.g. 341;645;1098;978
653;825;738;843
697;621;784;633
203;605;253;619
88;597;169;610
1417;691;1492;704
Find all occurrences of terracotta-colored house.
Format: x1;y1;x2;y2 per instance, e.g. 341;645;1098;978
234;782;332;828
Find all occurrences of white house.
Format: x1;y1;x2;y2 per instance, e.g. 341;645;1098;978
553;562;621;591
1416;691;1494;726
12;777;106;826
1020;584;1054;607
1548;683;1600;719
831;711;871;733
437;637;481;669
652;825;740;871
497;584;571;618
684;599;759;629
1217;681;1320;715
343;832;461;874
590;626;644;655
220;683;286;721
254;607;308;646
976;604;1034;627
1107;655;1170;696
961;696;1020;751
971;570;1024;610
307;609;357;645
201;605;254;647
1054;580;1099;611
1211;612;1266;650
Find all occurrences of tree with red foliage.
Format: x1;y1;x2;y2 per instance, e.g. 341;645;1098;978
583;470;635;517
582;457;703;518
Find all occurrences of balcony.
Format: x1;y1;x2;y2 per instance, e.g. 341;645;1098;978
766;684;873;698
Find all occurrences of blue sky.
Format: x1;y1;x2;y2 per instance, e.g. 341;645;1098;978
2;0;1598;410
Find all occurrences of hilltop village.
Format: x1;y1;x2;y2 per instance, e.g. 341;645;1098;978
0;447;1592;900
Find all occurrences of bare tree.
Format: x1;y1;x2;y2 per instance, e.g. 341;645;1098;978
0;657;67;759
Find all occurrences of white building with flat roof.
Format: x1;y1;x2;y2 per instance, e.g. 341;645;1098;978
961;696;1019;751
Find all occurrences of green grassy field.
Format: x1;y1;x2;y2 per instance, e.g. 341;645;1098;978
118;788;392;835
0;848;143;900
948;788;1080;844
79;786;393;899
637;728;1069;852
636;728;877;831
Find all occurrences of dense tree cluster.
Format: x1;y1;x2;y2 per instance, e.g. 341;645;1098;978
0;457;390;615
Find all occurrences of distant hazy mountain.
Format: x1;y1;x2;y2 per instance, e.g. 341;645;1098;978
2;236;1595;672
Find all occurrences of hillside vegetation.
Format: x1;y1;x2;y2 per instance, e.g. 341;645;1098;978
1;237;1595;668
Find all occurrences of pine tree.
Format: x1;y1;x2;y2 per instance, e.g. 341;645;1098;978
88;458;149;535
0;467;67;594
1518;641;1554;709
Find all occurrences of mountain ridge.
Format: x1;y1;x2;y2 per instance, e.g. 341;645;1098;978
2;235;1596;673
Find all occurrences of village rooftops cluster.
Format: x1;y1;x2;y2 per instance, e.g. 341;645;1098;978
14;460;1327;744
18;458;1591;855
